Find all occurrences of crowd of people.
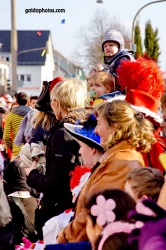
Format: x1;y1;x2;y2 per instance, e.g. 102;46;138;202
0;29;166;250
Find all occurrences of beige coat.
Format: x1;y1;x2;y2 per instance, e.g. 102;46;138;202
58;140;144;243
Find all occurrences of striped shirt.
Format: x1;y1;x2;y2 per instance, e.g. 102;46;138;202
3;112;25;156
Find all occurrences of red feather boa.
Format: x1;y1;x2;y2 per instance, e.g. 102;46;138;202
117;57;165;99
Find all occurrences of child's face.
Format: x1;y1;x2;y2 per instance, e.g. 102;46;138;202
124;181;137;202
94;115;115;144
103;41;119;57
160;107;166;136
89;78;111;99
79;141;95;167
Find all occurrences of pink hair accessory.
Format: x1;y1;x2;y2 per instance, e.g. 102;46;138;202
136;200;154;216
135;200;154;228
91;195;116;226
98;222;135;250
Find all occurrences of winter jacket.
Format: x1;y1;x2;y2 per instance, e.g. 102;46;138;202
14;109;34;146
0;179;14;249
58;140;144;243
103;49;135;75
29;124;50;145
3;105;31;156
27;110;88;238
3;159;38;243
103;49;135;90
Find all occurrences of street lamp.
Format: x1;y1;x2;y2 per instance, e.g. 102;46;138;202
130;0;166;52
17;47;46;56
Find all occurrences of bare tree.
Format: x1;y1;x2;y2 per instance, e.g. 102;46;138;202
73;9;130;70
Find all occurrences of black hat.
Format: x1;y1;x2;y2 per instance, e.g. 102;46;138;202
35;77;64;112
35;81;52;112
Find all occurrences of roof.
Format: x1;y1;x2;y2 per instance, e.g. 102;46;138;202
0;30;50;65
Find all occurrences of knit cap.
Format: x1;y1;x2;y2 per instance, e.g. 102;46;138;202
102;30;125;51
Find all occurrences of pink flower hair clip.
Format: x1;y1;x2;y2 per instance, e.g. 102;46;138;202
91;195;116;226
98;222;135;250
135;200;154;228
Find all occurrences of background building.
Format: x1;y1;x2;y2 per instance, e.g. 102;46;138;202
0;30;85;97
0;30;55;96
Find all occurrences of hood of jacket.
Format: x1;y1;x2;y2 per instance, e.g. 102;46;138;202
62;109;90;124
51;109;91;133
11;105;32;116
104;49;135;66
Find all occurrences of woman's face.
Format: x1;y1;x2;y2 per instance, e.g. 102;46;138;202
50;98;62;120
161;107;166;136
94;115;115;144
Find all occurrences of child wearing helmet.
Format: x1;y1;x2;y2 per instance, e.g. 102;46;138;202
90;30;135;91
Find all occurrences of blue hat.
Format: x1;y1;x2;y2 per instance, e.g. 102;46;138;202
64;115;103;151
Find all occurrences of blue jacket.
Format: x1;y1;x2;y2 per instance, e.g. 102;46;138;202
103;49;135;75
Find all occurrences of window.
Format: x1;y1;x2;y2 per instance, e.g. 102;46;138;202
26;75;31;82
6;57;9;61
20;75;24;81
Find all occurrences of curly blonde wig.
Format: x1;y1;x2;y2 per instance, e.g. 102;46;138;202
94;100;156;152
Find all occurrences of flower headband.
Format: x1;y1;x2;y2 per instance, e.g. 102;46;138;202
98;221;135;250
91;195;116;226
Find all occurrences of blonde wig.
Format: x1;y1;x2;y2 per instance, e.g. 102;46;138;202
94;100;156;152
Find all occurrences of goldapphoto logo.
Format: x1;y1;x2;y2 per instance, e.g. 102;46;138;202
25;8;65;14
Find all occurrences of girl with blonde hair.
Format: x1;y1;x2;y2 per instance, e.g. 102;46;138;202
94;99;156;152
57;100;156;243
24;78;88;240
